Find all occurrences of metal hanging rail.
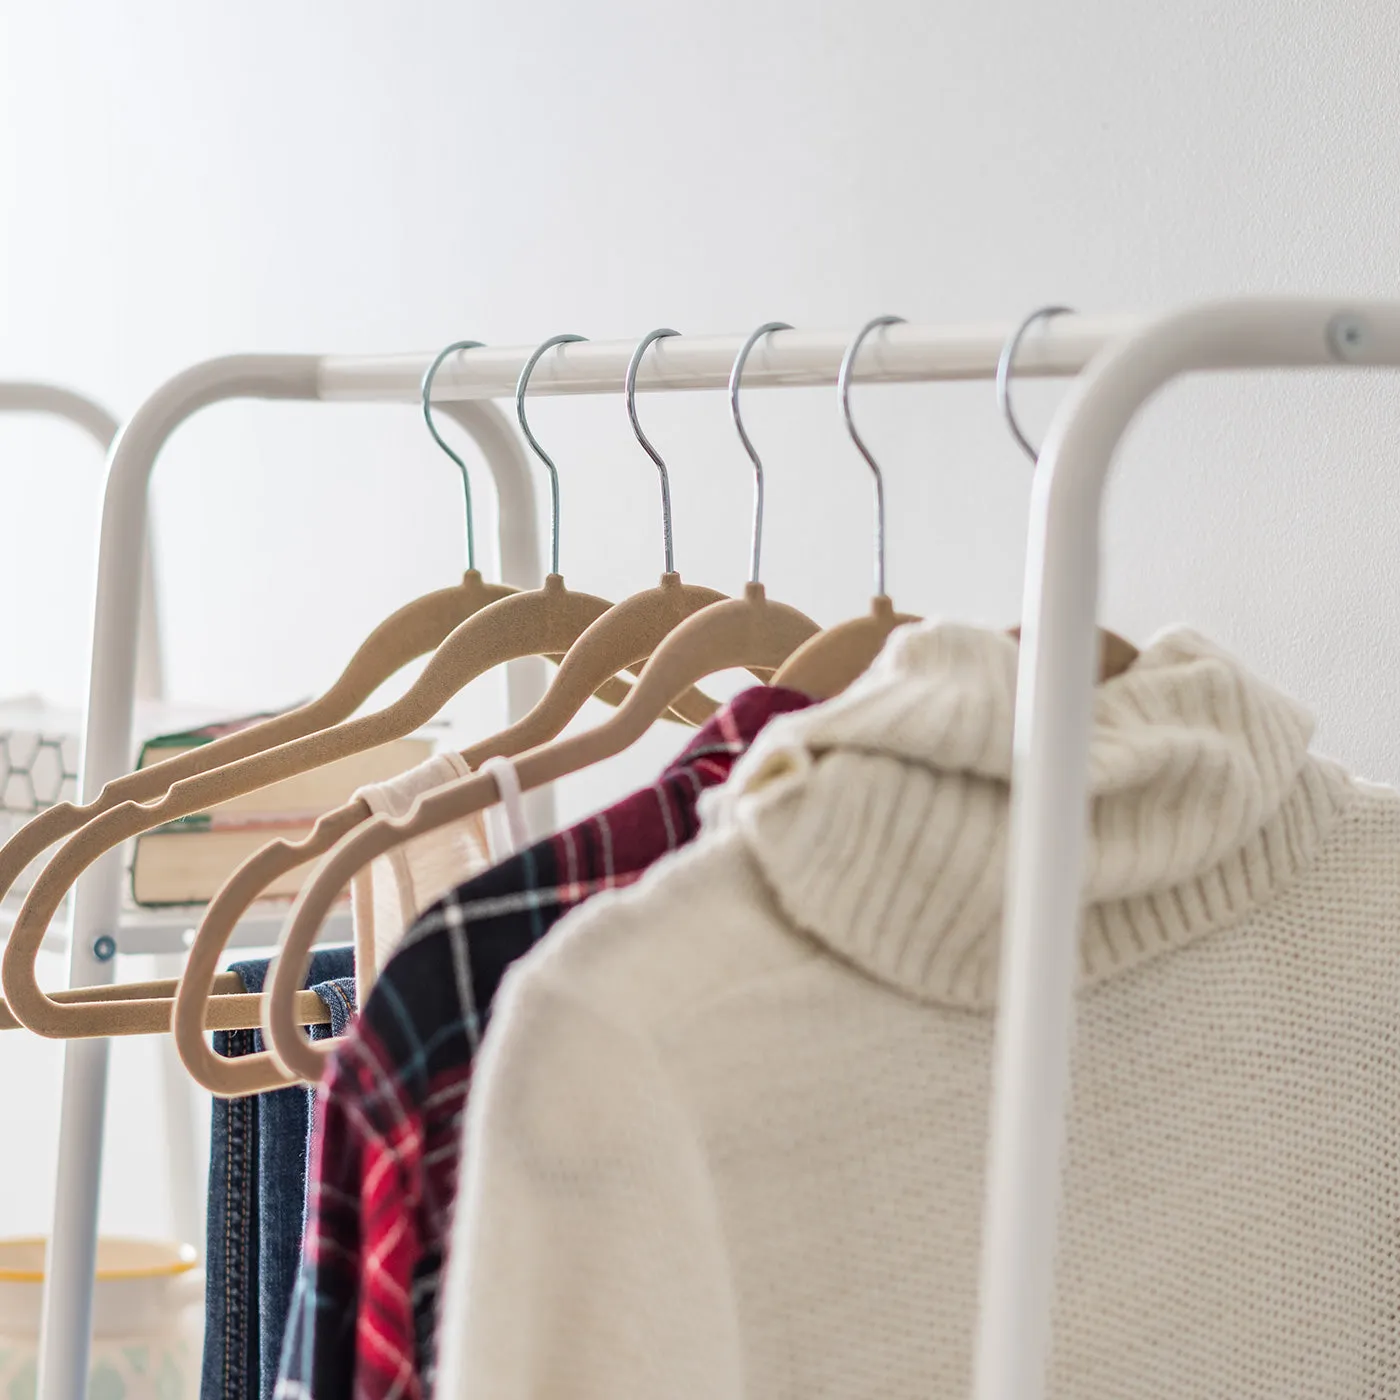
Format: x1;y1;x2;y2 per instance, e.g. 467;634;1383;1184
316;317;1141;402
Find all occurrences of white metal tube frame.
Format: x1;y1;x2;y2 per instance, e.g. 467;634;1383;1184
0;383;119;448
0;383;185;1366
37;358;546;1400
0;385;161;703
974;297;1399;1400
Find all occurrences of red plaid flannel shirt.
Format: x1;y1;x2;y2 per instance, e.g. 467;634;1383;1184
275;687;811;1400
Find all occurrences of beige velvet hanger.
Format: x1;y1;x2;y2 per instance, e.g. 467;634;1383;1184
775;593;919;697
178;586;750;1085
0;336;706;1040
184;565;788;1092
172;330;762;1093
262;320;821;1084
1005;625;1137;682
265;579;818;1081
0;373;528;1036
774;317;921;699
0;973;328;1033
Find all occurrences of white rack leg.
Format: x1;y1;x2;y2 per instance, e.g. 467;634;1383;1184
974;297;1400;1400
36;358;543;1400
0;386;166;1398
36;361;307;1400
135;530;164;705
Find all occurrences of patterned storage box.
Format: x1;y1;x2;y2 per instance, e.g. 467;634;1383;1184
0;698;81;898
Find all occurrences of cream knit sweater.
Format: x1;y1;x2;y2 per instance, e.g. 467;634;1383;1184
437;623;1400;1399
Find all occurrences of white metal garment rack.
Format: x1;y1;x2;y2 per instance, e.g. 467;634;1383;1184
36;300;1390;1400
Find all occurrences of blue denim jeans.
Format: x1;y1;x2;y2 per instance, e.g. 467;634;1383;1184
200;948;355;1400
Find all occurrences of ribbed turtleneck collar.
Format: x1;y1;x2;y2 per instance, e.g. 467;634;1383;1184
702;623;1354;1009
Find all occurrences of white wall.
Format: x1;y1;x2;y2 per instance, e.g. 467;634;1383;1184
2;0;1399;1242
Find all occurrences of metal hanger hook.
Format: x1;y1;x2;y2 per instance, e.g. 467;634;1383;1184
839;315;905;599
625;328;682;575
516;333;588;577
729;321;792;585
996;305;1075;463
421;340;487;572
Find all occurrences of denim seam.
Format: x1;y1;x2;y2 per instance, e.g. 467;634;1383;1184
222;1090;233;1400
224;1034;257;1398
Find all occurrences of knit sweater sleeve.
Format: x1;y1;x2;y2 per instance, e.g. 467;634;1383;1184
435;964;744;1400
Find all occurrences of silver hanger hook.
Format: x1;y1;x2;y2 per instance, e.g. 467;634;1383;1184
839;315;905;598
625;328;681;575
996;305;1074;463
516;333;588;576
729;321;792;585
421;340;486;572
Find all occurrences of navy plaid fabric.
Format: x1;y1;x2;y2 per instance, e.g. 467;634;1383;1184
276;687;811;1400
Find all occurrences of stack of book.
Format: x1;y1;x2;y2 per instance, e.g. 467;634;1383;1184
131;712;434;907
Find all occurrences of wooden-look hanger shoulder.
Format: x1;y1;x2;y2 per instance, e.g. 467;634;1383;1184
2;573;611;1038
772;594;921;699
775;607;1139;699
460;571;787;765
1006;624;1139;682
0;972;327;1034
1096;629;1139;680
261;580;819;1083
0;571;513;920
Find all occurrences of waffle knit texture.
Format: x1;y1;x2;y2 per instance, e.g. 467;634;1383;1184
436;621;1400;1400
349;752;493;999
